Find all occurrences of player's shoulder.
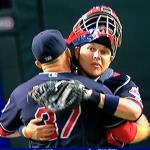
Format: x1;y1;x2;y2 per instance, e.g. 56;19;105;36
103;69;138;93
112;70;131;82
100;68;132;84
11;74;41;97
111;70;138;86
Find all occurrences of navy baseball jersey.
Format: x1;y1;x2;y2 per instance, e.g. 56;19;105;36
0;72;112;148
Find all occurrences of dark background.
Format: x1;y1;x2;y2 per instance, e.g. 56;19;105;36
0;0;149;148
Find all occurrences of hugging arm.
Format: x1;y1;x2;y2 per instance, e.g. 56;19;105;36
29;80;142;121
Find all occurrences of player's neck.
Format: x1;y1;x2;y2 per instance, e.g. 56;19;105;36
42;56;71;73
43;68;71;73
43;65;71;73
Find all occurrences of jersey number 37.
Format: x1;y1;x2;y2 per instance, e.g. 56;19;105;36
35;105;81;140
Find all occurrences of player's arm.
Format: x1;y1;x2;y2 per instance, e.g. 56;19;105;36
99;94;142;121
131;114;150;143
28;80;142;121
6;132;20;137
0;127;20;138
0;96;23;138
106;114;150;147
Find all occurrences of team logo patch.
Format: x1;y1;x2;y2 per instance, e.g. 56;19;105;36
48;73;58;78
45;56;52;61
129;87;141;101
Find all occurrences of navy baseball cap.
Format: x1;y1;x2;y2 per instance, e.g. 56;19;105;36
32;29;67;63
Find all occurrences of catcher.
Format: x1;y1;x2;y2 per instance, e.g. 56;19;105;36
19;5;149;148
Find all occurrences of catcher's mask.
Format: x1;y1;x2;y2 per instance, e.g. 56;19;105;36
66;5;122;57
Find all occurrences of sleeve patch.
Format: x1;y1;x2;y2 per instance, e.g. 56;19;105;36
129;87;141;101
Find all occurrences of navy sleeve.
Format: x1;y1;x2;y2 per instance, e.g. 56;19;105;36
115;76;142;105
104;74;142;106
0;93;22;133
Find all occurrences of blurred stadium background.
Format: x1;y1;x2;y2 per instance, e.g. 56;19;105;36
0;0;149;148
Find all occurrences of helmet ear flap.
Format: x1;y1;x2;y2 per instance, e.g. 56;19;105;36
71;53;78;74
71;47;81;74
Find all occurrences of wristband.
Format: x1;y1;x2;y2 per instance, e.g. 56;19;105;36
103;95;119;115
18;126;25;137
89;91;100;106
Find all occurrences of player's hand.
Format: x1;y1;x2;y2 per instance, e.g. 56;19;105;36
106;121;137;147
23;118;56;141
28;80;101;113
28;80;69;108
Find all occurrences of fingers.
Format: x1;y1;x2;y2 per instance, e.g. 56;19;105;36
29;118;43;124
55;82;69;97
36;125;56;141
38;136;52;141
29;87;41;100
38;131;56;141
39;125;56;136
59;84;73;104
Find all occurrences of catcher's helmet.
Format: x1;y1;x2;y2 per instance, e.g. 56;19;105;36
66;5;122;57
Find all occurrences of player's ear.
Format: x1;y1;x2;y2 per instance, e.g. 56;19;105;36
110;56;114;62
65;47;71;58
35;60;42;68
74;47;80;60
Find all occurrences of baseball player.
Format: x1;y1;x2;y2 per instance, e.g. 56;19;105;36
18;5;150;148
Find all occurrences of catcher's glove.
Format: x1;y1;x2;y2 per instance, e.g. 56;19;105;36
28;80;93;113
